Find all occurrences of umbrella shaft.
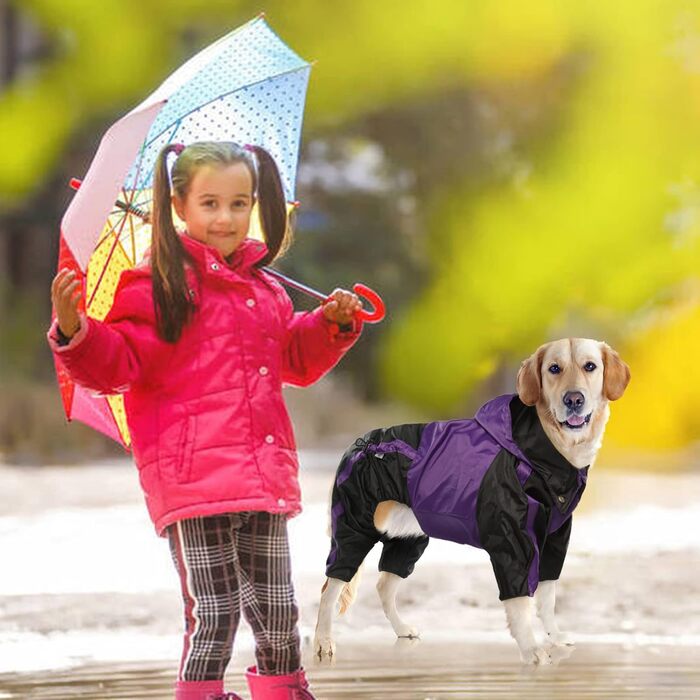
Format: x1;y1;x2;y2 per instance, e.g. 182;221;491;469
261;267;327;302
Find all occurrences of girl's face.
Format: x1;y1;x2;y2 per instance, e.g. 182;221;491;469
173;162;255;259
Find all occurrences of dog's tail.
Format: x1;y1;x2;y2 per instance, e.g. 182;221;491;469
339;565;363;614
322;565;364;616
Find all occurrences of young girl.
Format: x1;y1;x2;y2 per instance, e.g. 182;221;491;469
48;141;364;700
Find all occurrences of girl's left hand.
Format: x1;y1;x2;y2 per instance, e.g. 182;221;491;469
323;289;363;325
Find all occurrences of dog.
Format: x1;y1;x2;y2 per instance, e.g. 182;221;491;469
314;338;630;664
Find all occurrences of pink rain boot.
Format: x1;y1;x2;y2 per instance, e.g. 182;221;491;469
245;666;316;699
175;679;244;700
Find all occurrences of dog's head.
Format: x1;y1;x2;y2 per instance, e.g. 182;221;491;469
516;338;630;447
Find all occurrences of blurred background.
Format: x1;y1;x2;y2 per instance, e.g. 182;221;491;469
2;3;700;695
1;0;699;468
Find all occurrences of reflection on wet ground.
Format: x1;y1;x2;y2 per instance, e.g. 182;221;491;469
1;640;699;699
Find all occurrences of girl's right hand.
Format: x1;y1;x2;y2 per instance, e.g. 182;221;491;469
51;268;83;338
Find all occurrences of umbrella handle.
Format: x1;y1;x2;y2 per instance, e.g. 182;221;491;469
263;266;386;324
351;283;386;323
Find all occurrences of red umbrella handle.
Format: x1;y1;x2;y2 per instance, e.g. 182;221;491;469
351;283;386;323
264;267;386;324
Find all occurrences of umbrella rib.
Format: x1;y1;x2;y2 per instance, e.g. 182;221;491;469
117;122;177;263
87;211;132;309
94;212;128;252
123;136;152;209
120;180;148;265
129;207;137;264
144;121;184;190
130;120;185;193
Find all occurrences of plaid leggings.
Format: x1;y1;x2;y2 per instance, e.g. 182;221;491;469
167;511;301;681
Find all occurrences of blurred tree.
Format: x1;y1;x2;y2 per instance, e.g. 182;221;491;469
1;0;699;456
282;136;429;401
604;289;700;451
373;2;700;453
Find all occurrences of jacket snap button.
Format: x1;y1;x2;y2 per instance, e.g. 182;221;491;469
259;366;269;376
277;498;286;507
211;262;220;271
265;434;274;444
558;495;566;503
246;298;256;308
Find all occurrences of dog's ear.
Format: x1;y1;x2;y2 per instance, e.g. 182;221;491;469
517;346;544;406
601;342;631;400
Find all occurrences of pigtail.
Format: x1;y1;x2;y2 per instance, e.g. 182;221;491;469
249;145;292;265
151;144;194;343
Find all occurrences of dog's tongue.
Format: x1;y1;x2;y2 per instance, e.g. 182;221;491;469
566;414;586;426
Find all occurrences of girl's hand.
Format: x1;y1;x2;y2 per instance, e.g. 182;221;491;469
51;268;83;338
322;288;363;325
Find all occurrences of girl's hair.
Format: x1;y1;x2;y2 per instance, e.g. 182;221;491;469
150;141;291;342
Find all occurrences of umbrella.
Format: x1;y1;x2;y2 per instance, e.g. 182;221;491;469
56;15;383;448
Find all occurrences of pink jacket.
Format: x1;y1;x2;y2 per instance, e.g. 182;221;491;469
49;235;362;535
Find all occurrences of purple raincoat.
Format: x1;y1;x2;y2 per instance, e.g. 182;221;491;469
325;394;588;600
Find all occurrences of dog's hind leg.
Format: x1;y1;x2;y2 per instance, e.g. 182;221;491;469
376;571;419;639
314;577;345;660
374;503;428;639
535;580;575;647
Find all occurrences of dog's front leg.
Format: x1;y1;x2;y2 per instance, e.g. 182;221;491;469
314;578;345;660
535;580;574;647
503;596;551;665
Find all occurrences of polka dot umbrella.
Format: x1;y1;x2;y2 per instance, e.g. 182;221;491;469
55;15;317;447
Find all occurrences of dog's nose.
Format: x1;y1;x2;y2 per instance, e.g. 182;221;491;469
563;391;585;411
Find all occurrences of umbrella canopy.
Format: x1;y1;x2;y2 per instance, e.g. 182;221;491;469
56;15;311;447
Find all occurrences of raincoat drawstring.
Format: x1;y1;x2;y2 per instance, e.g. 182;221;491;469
354;436;370;451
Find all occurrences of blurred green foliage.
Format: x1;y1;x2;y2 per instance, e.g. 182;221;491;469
2;0;699;455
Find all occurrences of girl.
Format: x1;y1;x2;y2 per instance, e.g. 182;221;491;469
49;141;364;700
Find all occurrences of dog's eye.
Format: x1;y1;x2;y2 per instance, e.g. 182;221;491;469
548;364;561;374
584;362;597;372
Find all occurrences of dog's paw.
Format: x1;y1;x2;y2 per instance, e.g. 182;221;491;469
395;624;420;640
548;642;576;665
314;635;336;661
520;645;552;665
546;631;576;647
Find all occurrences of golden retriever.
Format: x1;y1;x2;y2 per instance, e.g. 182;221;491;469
314;338;630;664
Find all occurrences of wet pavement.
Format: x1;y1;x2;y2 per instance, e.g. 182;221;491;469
2;460;700;698
1;640;698;699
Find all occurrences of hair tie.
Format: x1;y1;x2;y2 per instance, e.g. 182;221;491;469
243;144;256;153
171;143;186;155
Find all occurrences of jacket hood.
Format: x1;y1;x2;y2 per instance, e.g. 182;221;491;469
474;394;528;462
476;393;589;516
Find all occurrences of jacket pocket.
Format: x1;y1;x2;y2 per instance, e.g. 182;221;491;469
176;415;196;483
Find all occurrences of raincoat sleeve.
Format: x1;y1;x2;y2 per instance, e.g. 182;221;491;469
277;288;362;387
476;450;543;600
47;271;166;394
539;516;572;582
